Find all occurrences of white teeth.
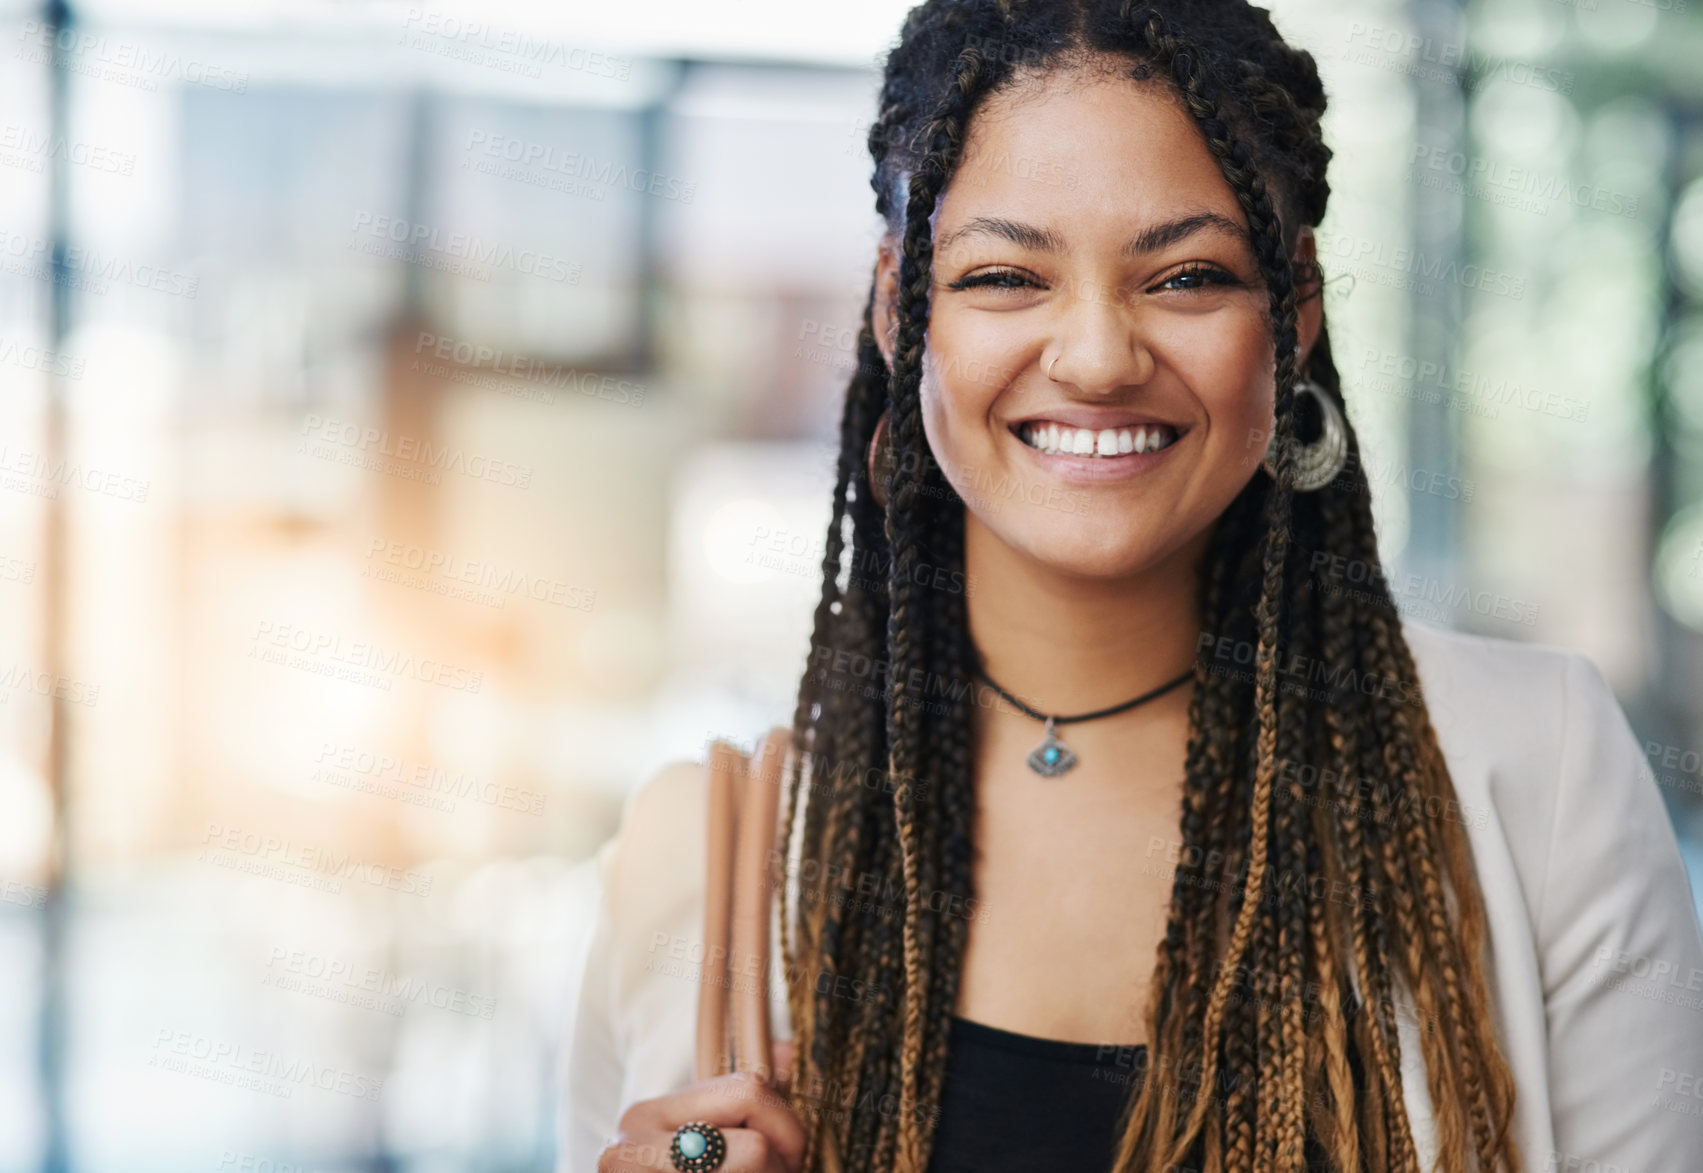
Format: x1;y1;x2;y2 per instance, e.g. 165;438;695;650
1019;422;1179;457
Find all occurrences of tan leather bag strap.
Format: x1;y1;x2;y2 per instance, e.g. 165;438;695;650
696;725;790;1084
696;739;744;1082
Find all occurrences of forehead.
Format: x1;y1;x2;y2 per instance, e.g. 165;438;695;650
936;59;1247;239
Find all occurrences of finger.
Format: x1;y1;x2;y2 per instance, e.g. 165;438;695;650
722;1125;792;1173
600;1124;787;1173
621;1075;805;1171
734;1038;798;1097
768;1038;797;1097
709;1078;806;1173
596;1134;673;1172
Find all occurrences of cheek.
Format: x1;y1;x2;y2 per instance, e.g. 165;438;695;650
917;312;1028;453
1161;310;1274;437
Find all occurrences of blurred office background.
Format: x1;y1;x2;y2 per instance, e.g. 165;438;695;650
1;0;1702;1168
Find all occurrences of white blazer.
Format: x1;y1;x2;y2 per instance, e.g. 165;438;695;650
559;618;1703;1171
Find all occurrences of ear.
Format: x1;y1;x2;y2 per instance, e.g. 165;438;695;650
872;233;900;373
1292;225;1323;377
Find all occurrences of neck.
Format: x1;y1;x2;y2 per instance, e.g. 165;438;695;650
964;513;1209;718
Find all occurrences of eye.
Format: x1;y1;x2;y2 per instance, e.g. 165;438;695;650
1156;263;1242;293
945;267;1043;292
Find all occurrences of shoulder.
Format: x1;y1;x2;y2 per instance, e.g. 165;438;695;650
1397;617;1606;798
1397;618;1685;929
596;727;797;990
1396;618;1649;897
598;756;711;943
563;754;716;1168
614;756;710;866
1397;614;1640;765
1400;627;1703;1160
1398;615;1582;729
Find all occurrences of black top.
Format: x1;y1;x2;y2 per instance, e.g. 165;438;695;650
926;1015;1145;1173
925;1007;1371;1172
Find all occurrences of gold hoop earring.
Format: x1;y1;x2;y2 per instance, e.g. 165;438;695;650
1262;379;1347;492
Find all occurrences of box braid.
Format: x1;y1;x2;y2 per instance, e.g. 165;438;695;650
771;2;1522;1171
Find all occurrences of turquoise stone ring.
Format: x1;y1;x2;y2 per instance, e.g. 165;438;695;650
669;1121;727;1172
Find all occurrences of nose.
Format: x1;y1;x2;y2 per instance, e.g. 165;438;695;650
1045;279;1157;393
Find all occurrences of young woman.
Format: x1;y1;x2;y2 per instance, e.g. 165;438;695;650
565;1;1703;1170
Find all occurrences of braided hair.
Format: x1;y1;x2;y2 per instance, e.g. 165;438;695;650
772;2;1521;1170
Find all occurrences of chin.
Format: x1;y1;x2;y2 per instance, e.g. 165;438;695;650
1000;516;1182;581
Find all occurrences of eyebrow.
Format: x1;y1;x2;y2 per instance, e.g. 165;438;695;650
934;211;1248;259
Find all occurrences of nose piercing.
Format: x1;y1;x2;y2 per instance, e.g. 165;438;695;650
1047;355;1061;381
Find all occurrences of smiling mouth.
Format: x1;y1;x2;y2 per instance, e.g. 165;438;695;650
1014;421;1182;458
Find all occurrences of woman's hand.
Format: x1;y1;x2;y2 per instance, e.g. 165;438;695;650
597;1040;805;1173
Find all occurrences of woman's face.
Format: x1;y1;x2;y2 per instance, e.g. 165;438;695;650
875;59;1320;580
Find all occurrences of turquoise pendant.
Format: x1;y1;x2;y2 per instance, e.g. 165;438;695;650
1026;716;1077;777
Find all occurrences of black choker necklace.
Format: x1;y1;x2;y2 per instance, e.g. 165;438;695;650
971;664;1194;777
